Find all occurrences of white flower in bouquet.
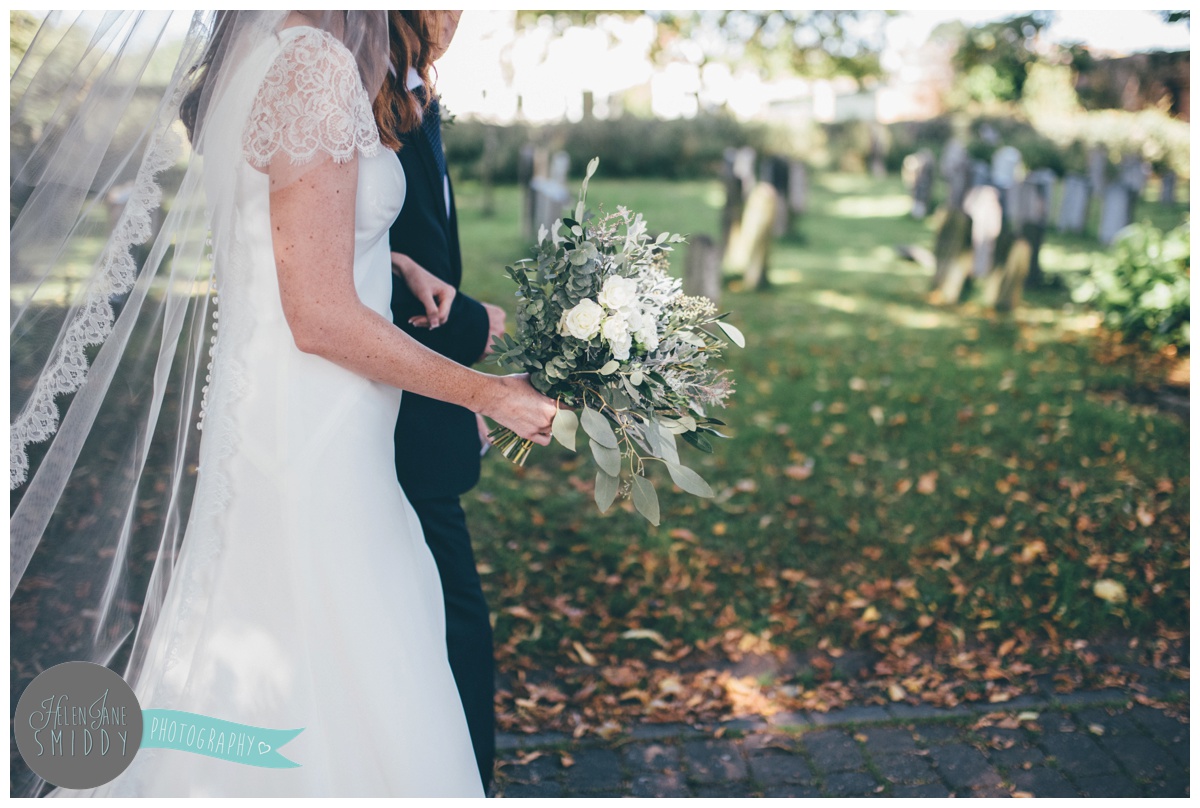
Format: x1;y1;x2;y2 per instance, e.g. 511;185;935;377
601;314;632;360
488;157;745;525
598;275;638;311
560;298;605;340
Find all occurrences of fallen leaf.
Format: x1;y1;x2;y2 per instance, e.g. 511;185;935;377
572;641;598;666
1093;579;1127;604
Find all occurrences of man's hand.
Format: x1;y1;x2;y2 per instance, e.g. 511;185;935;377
392;251;455;329
479;302;507;362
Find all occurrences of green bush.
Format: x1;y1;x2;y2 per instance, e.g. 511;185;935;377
444;102;1187;185
444;114;764;182
1072;222;1190;352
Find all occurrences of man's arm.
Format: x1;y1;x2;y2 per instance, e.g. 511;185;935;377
395;274;491;367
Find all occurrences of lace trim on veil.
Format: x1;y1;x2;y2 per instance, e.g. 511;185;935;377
9;124;183;490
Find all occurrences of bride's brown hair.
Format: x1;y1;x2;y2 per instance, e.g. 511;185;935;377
374;11;441;151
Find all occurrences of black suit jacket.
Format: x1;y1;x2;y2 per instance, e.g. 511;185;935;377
389;119;490;500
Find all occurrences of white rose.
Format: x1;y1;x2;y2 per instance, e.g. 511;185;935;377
623;305;643;333
602;314;630;345
562;298;605;341
597;275;639;311
636;323;659;353
611;335;632;361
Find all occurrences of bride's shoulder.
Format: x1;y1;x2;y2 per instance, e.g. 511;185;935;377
270;24;359;72
242;25;380;169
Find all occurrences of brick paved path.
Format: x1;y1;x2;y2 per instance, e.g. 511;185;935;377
493;692;1189;798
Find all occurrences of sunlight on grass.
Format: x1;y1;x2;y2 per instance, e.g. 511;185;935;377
828;194;912;219
881;303;960;330
811;289;861;313
1040;243;1101;274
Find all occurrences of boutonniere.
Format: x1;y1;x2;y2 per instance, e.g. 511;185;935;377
437;96;456;130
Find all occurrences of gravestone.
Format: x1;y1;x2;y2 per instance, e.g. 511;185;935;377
1160;170;1177;206
902;149;935;218
1087;145;1108;199
1118;155;1149;195
759;155;793;236
683;234;721;304
931;209;973;303
1116;155;1149;222
1025;169;1058;211
990;146;1024;190
518;144;537;239
1098;182;1132;246
963;185;1003;279
731;147;757;196
982;238;1031;312
1056;174;1090;233
725;182;778;290
1013;173;1052;286
939;139;971;212
720;148;747;251
788;160;808;215
869;127;887;178
529;151;570;239
970;160;991;189
480;124;498;217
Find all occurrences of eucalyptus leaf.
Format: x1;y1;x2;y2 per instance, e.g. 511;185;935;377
680;430;714;453
589;439;622;477
581;406;619;448
551;407;579;452
631;474;660;525
665;462;715;498
717;320;746;348
599;360;620;375
594;470;619;512
654;421;681;465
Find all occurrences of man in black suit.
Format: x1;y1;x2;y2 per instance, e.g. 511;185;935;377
387;10;505;792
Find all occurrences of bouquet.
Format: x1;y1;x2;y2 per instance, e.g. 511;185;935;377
489;158;744;525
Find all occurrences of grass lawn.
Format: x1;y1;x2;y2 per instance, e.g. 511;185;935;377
450;172;1189;729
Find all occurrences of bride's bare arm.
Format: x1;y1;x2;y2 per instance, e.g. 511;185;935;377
269;153;555;444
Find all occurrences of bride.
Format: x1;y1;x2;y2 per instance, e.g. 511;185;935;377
11;10;555;797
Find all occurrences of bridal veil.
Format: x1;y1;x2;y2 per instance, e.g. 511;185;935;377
10;12;390;796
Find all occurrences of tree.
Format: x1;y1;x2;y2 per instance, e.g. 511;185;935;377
945;13;1054;104
514;10;888;83
10;9;41;69
651;11;886;81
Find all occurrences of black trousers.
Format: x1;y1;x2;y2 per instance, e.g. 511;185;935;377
409;495;495;792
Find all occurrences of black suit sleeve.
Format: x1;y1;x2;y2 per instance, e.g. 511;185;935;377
396;282;491;368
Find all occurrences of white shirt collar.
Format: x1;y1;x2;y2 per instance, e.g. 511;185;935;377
406;66;422;92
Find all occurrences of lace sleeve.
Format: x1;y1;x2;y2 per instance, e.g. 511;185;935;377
242;29;381;169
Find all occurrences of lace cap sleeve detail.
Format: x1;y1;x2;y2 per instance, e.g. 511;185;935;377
242;29;381;169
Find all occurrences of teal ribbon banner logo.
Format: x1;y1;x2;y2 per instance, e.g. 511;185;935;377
141;709;303;768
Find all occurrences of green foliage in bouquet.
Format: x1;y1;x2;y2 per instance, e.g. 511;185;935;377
1072;222;1190;353
489;158;744;525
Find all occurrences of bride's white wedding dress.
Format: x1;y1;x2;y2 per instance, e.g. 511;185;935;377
53;26;484;797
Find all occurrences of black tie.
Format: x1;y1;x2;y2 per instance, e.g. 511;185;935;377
416;86;447;181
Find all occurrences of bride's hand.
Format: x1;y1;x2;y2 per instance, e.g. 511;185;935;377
481;374;557;445
391;251;455;329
